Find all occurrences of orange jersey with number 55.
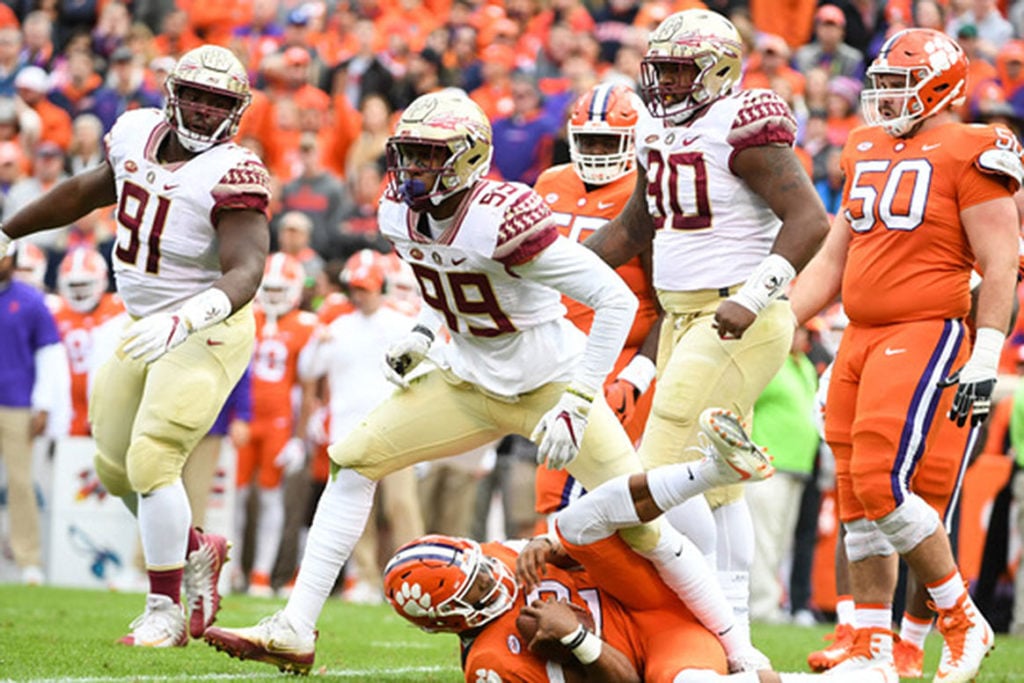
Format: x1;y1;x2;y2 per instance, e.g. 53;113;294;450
839;122;1022;326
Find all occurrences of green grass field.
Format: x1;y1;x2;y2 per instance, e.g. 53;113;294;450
1;584;1022;682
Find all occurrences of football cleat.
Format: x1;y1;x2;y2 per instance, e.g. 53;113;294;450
826;627;897;676
698;408;775;484
727;645;772;673
205;611;317;675
894;636;925;678
118;593;188;647
184;530;230;638
809;623;857;671
932;593;994;683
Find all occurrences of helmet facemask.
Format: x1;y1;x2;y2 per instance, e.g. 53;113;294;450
570;129;635;185
386;138;468;211
166;83;247;152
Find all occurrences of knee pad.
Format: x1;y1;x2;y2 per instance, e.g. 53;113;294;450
555;474;640;546
125;436;183;494
93;452;132;498
875;494;940;554
843;518;896;562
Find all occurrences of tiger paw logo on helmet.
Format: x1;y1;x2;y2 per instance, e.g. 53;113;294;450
392;580;436;619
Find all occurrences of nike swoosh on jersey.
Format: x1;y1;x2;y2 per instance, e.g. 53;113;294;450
597;201;615;210
921;143;941;151
884;347;907;356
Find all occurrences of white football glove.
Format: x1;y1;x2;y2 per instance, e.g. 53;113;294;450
122;313;190;363
383;325;435;389
0;229;11;259
274;437;307;476
530;383;594;470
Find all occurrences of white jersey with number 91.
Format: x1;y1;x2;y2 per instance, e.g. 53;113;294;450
105;108;271;317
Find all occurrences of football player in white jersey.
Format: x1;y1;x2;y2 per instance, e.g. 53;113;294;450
583;9;830;661
0;46;271;647
204;89;770;674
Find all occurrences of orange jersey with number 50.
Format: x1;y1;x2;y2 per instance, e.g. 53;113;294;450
840;122;1021;326
535;163;658;348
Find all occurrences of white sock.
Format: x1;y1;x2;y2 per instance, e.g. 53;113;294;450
138;480;191;568
253;487;285;575
899;612;931;648
664;496;717;563
926;571;966;610
646;460;718;510
713;500;754;630
855;604;893;629
284;469;376;635
640;521;747;655
836;596;855;625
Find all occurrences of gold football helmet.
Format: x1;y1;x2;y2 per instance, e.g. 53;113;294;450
164;45;252;152
640;9;743;122
385;91;493;210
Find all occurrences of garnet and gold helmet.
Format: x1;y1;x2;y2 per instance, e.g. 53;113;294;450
385;91;493;210
164;45;252;152
639;9;743;122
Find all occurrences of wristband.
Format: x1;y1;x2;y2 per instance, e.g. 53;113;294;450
616;354;657;395
411;324;436;343
729;253;797;315
180;287;233;332
966;327;1006;378
559;626;603;665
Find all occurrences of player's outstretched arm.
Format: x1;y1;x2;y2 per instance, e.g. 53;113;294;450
584;166;654;269
1;161;117;245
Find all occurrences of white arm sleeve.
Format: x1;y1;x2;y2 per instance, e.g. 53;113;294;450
516;237;638;392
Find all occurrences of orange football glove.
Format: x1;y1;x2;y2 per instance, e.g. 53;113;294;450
605;378;640;426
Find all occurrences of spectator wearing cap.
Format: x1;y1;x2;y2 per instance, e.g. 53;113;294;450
88;45;163;133
151;9;203;61
277;131;349;260
278;5;328;89
794;5;865;80
4;141;70;283
490;72;560;186
231;0;284;79
15;67;72;152
824;75;862;147
146;55;176;95
749;0;818;52
390;47;448;110
742;33;806;100
49;48;104;120
947;0;1013;60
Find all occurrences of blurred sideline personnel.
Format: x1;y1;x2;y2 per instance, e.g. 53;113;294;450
583;9;829;651
384;423;894;683
299;249;423;605
49;247;126;437
789;28;1021;682
0;241;66;586
533;83;660;528
205;90;766;674
234;253;317;597
0;45;272;647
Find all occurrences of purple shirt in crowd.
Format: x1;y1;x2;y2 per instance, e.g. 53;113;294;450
0;281;60;408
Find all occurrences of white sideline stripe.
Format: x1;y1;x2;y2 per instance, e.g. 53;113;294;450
16;666;459;683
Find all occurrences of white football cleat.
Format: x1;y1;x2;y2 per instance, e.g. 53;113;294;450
826;627;897;678
933;593;994;683
204;610;316;674
698;408;775;484
118;593;188;647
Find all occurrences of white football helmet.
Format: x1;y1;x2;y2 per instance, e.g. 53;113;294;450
12;241;46;291
568;83;641;185
385;91;493;210
57;248;108;313
258;252;304;317
640;9;743;122
164;45;252;152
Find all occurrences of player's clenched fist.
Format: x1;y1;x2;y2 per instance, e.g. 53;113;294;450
382;324;435;389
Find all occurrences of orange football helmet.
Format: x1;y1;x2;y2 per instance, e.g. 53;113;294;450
568;83;642;185
384;535;518;633
862;28;967;137
258;252;304;316
382;252;419;304
57;247;108;313
340;249;388;293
